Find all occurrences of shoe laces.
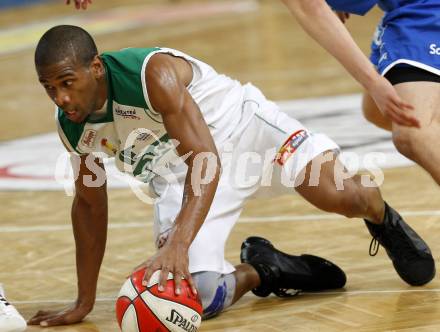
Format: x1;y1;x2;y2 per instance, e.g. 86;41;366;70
370;224;421;261
369;237;380;256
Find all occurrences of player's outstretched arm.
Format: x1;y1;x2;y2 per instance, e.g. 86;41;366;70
281;0;419;127
65;0;92;10
138;53;221;296
28;154;108;327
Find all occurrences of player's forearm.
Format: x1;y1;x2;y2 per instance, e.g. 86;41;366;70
282;0;380;90
167;157;221;249
71;192;108;309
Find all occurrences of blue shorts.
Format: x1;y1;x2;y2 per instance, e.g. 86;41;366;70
370;1;440;76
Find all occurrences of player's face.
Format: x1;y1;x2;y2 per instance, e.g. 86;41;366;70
37;57;104;123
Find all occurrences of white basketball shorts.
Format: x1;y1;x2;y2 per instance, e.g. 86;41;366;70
150;84;339;274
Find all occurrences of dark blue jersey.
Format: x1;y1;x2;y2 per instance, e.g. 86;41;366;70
370;0;440;75
326;0;440;75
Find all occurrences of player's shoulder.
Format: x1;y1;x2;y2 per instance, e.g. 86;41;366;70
100;47;164;79
101;47;161;63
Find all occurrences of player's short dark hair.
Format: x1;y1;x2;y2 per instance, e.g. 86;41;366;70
35;25;98;69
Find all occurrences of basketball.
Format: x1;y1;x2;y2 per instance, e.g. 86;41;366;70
116;268;203;332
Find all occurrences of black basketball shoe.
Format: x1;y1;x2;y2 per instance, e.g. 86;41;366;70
240;236;347;297
365;202;435;286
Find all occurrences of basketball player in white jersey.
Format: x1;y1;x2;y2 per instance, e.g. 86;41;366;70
29;25;433;326
0;284;26;332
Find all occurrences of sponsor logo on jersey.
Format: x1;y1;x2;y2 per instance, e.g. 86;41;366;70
114;106;141;120
274;129;309;166
133;139;177;182
373;24;386;47
81;129;97;148
119;144;137;165
378;51;388;64
165;309;198;332
134;129;162;141
101;138;118;154
429;44;440;55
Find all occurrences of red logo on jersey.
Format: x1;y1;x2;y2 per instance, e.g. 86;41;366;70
81;129;97;148
101;138;117;154
274;129;309;166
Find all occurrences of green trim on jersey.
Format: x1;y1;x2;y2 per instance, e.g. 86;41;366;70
57;47;168;165
82;65;114;124
57;108;86;153
57;47;161;151
101;47;160;107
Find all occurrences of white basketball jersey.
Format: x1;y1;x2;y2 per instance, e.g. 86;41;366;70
56;47;250;183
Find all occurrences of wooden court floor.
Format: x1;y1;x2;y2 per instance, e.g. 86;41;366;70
1;1;440;331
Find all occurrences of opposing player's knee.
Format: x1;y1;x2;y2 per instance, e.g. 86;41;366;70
362;100;378;124
362;94;392;131
192;271;236;320
392;129;416;160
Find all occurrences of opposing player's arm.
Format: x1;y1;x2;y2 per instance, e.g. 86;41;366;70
282;0;377;88
281;0;419;127
142;53;221;294
29;154;108;327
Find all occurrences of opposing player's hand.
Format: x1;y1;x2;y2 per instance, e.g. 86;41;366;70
136;241;197;296
28;301;93;327
369;75;419;128
335;11;350;23
65;0;92;10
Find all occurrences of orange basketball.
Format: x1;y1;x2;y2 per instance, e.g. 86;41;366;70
116;268;203;332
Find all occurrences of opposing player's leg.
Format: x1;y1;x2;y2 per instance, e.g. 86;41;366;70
0;284;27;332
391;81;440;184
294;151;435;286
362;92;392;131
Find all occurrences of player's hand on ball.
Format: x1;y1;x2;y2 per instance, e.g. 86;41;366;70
137;241;198;296
369;75;419;128
65;0;92;10
28;301;93;327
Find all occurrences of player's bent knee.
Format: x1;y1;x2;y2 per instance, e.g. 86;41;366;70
392;129;416;159
362;94;392;131
362;103;377;124
192;271;236;320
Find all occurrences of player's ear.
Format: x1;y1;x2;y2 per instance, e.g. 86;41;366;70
90;55;104;78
